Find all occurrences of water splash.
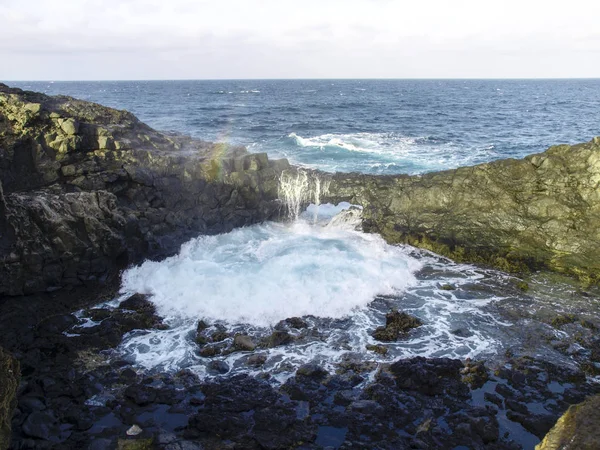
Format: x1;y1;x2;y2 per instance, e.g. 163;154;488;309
278;169;330;222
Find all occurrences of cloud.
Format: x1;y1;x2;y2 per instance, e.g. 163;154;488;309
1;0;599;79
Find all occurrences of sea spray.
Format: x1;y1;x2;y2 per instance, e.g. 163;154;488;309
278;169;330;222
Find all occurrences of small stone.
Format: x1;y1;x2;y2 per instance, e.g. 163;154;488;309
199;346;221;358
440;284;456;290
516;280;529;292
211;329;229;342
233;334;256;351
372;310;422;342
366;344;388;355
207;360;229;375
196;320;209;333
126;424;143;436
247;354;267;366
265;330;294;347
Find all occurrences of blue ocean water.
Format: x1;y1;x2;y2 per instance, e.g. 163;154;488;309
7;79;600;174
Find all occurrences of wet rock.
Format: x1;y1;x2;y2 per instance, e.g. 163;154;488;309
550;314;577;328
86;308;112;321
326;137;600;283
484;392;503;407
537;394;600;450
372;310;422;342
117;438;154;450
35;314;79;336
207;361;229;375
284;317;308;329
0;347;19;450
233;334;256;352
451;328;474;338
124;385;157;406
296;364;328;380
246;354;267;367
366;344;388;355
198;346;221;358
265;330;294;347
389;357;469;397
0;84;287;296
210;328;229;343
440;284;456;290
461;359;489;388
506;410;557;438
126;424;142;436
348;400;384;416
505;399;528;414
196;320;209;333
22;411;58;440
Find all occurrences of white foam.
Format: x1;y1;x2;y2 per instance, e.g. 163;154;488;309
121;220;421;327
280;132;499;175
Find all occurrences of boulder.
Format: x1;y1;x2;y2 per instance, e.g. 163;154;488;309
372;310;422;342
536;394;600;450
325;137;600;283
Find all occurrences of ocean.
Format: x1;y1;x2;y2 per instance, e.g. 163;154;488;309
8;79;600;174
8;80;599;446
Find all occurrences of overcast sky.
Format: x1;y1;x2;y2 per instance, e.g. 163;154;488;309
1;0;599;80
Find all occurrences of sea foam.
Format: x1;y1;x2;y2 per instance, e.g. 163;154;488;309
121;217;421;327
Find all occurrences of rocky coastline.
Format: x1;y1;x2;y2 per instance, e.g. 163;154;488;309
1;83;600;449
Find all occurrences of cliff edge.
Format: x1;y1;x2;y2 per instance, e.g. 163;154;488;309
0;83;290;295
326;137;600;283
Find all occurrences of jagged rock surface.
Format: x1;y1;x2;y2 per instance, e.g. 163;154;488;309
0;83;290;295
326;138;600;283
0;346;19;450
536;394;600;450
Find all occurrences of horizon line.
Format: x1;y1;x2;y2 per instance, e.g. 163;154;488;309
3;77;600;83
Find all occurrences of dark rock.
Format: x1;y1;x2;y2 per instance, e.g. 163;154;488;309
196;320;209;333
372;310;422;342
284;317;308;329
22;411;57;440
506;410;556;438
460;359;489;388
207;361;229;375
366;344;388;355
233;334;256;352
265;330;294;347
0;347;19;449
0;84;288;296
211;329;229;343
389;357;469;397
199;346;221;358
296;364;328;380
246;354;267;367
484;392;503;407
118;294;154;314
325;137;600;283
538;394;600;450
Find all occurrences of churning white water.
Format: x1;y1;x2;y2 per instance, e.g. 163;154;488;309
106;170;511;378
121;219;420;326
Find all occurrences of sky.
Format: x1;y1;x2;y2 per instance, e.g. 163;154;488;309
1;0;599;80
